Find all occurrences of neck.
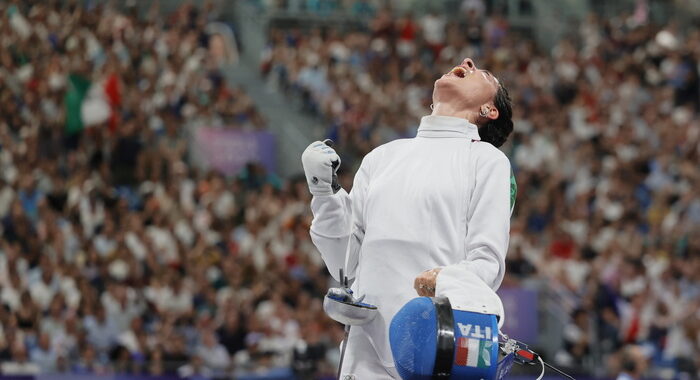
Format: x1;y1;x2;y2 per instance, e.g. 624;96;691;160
431;102;479;124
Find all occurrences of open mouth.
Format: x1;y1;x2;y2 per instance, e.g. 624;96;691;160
451;66;468;78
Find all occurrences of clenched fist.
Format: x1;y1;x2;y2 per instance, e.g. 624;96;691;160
414;268;442;297
301;140;341;196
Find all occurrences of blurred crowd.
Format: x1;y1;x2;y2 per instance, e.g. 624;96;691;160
252;0;377;17
0;0;344;379
1;0;699;378
262;0;700;379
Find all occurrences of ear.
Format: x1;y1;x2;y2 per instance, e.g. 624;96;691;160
486;105;499;120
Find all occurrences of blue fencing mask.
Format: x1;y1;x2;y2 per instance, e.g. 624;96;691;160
389;296;513;380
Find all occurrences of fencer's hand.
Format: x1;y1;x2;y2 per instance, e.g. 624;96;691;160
301;140;341;196
414;268;442;297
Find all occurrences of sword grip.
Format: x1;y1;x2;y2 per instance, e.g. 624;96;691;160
339;268;348;288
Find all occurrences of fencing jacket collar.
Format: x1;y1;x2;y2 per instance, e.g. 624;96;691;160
417;115;481;140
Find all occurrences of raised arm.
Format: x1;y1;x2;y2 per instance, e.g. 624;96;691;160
303;142;372;283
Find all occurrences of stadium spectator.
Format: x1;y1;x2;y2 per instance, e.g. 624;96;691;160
29;333;57;373
2;341;40;375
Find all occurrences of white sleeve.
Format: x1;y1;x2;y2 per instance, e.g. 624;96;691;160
440;151;511;291
309;152;372;283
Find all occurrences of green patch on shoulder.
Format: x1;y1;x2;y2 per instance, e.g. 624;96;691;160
510;169;517;215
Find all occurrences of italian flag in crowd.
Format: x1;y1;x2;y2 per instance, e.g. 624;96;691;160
455;337;493;368
65;73;121;135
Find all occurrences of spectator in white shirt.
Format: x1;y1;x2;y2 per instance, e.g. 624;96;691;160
30;333;57;373
84;306;119;354
195;330;231;374
28;261;59;311
2;341;40;375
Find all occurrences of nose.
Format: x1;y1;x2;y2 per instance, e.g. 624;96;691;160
462;58;476;70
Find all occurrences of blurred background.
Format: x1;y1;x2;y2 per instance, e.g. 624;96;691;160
0;0;699;379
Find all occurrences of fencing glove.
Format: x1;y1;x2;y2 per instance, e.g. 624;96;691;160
301;140;341;196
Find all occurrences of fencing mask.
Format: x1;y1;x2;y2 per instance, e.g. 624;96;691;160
389;296;513;380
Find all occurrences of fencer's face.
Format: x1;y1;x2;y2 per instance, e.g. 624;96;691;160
433;58;500;109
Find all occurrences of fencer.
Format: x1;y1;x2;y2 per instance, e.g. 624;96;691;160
302;57;515;379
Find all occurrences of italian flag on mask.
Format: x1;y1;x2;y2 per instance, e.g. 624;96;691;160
65;72;121;134
454;337;493;368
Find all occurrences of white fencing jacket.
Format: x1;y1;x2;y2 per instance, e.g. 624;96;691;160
310;115;512;367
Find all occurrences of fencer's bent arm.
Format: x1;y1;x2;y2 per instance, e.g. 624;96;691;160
309;152;372;283
445;150;511;291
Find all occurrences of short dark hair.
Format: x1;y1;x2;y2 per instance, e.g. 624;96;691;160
478;84;513;148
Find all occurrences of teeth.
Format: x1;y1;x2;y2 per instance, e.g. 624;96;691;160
452;67;467;77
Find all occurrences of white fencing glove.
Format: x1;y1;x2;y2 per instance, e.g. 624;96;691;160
301;139;341;196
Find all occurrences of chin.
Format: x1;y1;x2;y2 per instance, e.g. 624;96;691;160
433;76;463;100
